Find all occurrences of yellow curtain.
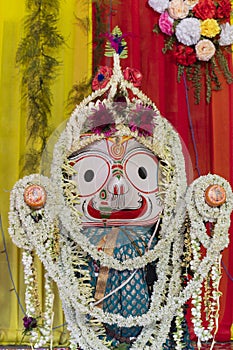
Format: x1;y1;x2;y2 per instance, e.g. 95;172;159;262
0;0;92;345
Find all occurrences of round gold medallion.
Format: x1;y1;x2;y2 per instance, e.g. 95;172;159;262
24;184;47;209
205;184;226;207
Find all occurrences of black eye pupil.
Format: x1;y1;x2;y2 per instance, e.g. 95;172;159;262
84;169;94;182
138;166;147;179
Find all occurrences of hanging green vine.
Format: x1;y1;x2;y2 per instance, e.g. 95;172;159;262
16;0;64;175
68;78;92;111
67;2;93;111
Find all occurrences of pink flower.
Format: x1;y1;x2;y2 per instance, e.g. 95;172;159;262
159;11;174;36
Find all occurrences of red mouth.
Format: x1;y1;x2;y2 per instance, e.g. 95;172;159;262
87;196;148;220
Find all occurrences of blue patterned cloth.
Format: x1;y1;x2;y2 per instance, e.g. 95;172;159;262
83;226;194;349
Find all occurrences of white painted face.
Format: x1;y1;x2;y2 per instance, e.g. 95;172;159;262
69;135;163;227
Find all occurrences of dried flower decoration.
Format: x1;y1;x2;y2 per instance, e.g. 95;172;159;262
89;103;117;136
149;0;233;103
128;105;156;136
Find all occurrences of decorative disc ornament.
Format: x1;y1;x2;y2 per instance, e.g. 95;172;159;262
24;184;47;209
8;26;233;350
205;184;226;207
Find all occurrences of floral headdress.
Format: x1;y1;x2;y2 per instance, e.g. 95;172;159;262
8;26;233;350
149;0;233;103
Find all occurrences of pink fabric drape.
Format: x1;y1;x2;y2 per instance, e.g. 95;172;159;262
93;0;233;341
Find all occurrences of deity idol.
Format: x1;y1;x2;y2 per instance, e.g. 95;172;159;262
69;133;164;344
9;27;233;350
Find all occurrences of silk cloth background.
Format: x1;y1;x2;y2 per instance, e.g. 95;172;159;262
0;0;92;344
100;0;233;341
0;0;233;345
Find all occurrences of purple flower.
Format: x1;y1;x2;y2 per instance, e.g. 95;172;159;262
128;105;156;136
89;103;116;136
92;124;117;137
23;316;37;330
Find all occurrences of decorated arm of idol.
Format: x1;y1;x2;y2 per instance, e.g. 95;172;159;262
8;170;100;348
183;174;233;344
9;174;58;258
8;173;81;286
8;174;62;347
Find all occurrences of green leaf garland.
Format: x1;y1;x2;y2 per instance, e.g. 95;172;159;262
16;0;64;175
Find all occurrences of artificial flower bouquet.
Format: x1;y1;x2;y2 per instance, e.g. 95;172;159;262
149;0;233;103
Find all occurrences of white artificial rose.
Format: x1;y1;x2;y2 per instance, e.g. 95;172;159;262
184;0;199;8
195;39;216;61
175;18;201;46
219;23;233;46
148;0;170;13
168;0;189;19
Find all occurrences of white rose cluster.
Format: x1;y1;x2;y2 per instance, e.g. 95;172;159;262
148;0;169;13
219;23;233;46
175;18;200;46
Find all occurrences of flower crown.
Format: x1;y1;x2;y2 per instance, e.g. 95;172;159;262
67;26;161;150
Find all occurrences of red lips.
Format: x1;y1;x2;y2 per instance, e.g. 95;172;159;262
87;196;148;220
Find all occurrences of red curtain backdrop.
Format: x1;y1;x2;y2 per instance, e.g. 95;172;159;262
93;0;233;341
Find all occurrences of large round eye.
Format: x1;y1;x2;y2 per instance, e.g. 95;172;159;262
71;155;110;197
124;152;158;193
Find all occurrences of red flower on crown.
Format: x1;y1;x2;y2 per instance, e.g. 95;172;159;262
123;67;142;87
92;66;113;91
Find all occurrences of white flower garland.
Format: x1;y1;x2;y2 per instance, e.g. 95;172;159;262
22;251;54;348
22;250;40;318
